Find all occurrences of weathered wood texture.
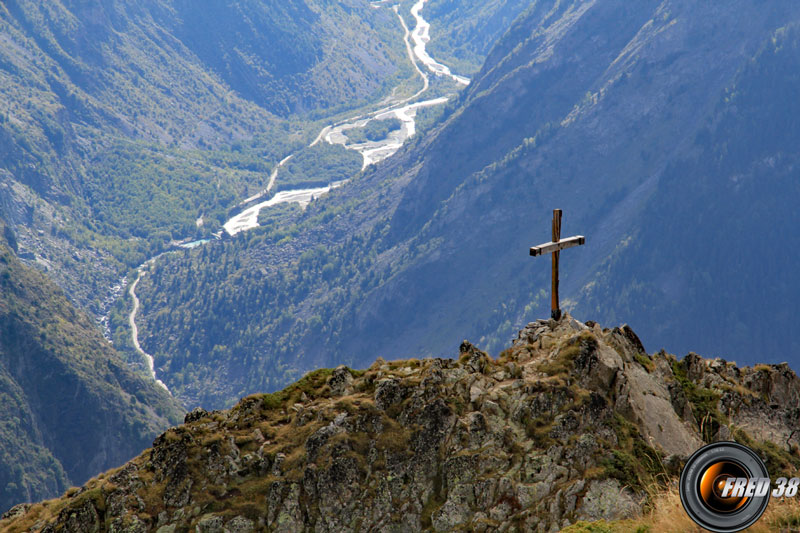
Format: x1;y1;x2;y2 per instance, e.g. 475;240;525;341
529;236;585;256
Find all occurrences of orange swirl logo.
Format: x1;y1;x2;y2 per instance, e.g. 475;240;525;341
698;461;752;513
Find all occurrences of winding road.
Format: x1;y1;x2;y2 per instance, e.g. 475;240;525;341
124;0;470;390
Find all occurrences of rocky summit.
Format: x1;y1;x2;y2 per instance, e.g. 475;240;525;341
4;316;800;532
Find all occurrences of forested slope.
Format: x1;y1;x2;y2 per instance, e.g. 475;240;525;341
136;1;800;408
0;0;409;312
422;0;532;74
0;224;184;513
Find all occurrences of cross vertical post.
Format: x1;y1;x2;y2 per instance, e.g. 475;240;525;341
530;209;585;321
551;209;562;320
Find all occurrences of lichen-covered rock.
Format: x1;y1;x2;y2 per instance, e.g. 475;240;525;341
328;366;355;397
1;503;31;521
6;315;800;532
184;407;209;424
374;377;405;411
195;514;224;533
577;479;639;521
224;516;255;533
57;498;102;533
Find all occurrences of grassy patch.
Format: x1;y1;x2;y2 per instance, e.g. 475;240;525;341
732;428;800;474
536;332;598;376
633;353;655;372
523;416;555;448
419;471;445;529
375;415;412;456
602;415;668;492
670;360;725;442
253;368;336;411
562;521;649;533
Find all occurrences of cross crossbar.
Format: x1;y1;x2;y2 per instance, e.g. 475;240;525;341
529;236;585;256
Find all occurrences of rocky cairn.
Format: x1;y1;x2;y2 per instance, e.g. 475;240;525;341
4;315;800;532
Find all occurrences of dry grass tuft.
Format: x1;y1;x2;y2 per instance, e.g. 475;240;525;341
564;486;800;532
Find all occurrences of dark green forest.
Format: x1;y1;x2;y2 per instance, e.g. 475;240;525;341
346;117;403;144
277;143;363;189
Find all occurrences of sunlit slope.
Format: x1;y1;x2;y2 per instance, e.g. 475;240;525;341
0;0;408;311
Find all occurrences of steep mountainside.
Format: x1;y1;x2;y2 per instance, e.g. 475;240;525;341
0;0;409;311
135;0;800;408
576;23;800;358
0;226;184;513
4;317;800;531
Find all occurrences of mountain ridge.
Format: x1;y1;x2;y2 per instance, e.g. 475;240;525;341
3;315;800;531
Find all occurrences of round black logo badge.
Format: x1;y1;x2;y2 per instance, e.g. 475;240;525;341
680;442;771;532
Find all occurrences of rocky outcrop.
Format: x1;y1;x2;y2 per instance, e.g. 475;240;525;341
5;316;800;532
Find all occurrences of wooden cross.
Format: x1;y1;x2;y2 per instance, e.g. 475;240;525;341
530;209;585;320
